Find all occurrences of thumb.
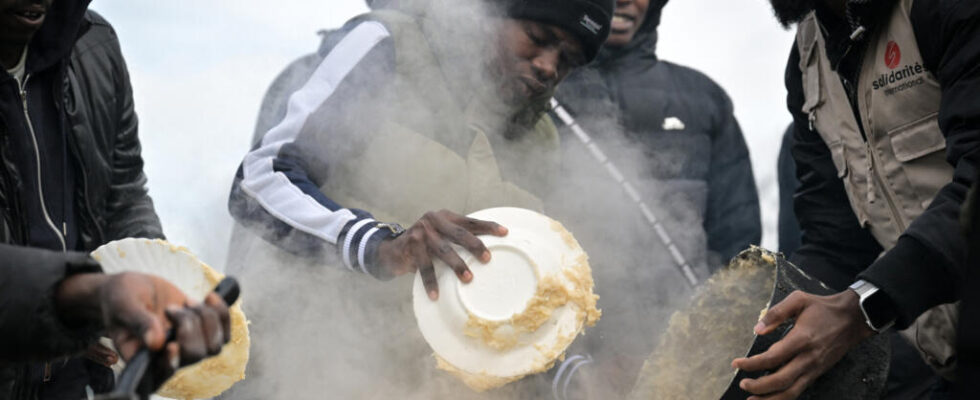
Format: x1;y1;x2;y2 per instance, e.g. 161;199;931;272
755;290;808;335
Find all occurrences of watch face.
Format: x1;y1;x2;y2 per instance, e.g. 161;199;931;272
862;291;896;331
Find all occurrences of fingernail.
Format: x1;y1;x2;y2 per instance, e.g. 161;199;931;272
753;321;765;334
428;290;438;301
499;226;509;235
740;379;748;390
462;271;473;281
482;251;491;262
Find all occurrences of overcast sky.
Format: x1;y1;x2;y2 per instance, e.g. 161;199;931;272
91;0;795;269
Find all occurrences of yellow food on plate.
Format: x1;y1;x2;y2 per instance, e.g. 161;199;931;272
92;238;251;400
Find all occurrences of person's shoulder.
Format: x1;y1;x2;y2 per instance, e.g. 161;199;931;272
72;10;122;56
656;60;733;105
80;10;117;39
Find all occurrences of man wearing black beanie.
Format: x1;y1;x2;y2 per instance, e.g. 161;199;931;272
223;0;614;398
506;0;613;62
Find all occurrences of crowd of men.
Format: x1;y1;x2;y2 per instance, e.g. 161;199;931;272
1;0;977;399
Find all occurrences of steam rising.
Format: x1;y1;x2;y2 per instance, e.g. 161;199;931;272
220;1;708;398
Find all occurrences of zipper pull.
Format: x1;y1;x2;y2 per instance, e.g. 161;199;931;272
808;111;816;131
849;26;867;42
43;362;52;382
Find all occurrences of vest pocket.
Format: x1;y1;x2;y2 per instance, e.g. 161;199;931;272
888;113;944;162
886;112;952;215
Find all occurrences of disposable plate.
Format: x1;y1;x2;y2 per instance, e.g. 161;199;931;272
92;238;250;400
413;207;599;391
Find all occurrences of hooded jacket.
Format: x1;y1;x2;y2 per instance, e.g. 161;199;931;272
0;1;163;398
544;1;760;396
552;0;761;273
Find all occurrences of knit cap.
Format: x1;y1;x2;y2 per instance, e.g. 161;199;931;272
506;0;614;62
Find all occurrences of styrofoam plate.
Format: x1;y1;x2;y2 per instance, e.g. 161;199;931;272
92;238;250;400
413;207;595;389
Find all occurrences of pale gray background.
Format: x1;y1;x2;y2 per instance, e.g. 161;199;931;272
91;0;795;270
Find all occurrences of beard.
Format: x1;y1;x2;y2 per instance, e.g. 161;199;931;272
769;0;817;27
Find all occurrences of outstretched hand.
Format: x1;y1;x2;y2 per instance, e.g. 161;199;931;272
376;209;508;300
730;290;874;400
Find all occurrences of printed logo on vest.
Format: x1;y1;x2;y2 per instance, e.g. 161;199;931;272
873;41;929;96
580;14;602;35
885;41;901;69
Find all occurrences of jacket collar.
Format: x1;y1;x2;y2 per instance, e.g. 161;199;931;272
814;0;895;68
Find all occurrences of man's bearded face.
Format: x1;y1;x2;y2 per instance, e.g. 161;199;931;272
769;0;816;27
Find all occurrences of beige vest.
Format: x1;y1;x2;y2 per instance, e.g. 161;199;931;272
797;0;957;378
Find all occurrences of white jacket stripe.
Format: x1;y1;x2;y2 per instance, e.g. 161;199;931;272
342;218;376;270
239;21;391;245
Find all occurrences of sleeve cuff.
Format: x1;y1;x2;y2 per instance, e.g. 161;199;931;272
337;217;395;280
858;236;957;329
10;249;103;360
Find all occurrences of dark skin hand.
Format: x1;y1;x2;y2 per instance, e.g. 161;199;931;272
376;209;508;300
84;342;119;368
56;272;231;386
730;290;875;400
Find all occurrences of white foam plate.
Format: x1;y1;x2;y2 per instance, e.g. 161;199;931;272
92;238;250;400
413;207;589;383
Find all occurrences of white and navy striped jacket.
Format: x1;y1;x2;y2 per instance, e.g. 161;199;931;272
229;19;397;278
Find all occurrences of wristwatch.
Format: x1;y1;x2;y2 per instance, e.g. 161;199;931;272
848;280;896;333
375;222;405;239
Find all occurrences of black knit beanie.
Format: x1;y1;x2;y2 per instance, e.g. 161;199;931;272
506;0;614;62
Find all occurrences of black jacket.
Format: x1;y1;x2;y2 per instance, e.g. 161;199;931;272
0;245;105;400
546;1;760;396
0;2;163;251
0;2;162;398
552;0;761;272
777;124;801;256
0;245;102;363
787;0;980;329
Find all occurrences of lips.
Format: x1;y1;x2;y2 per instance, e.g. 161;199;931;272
8;6;46;28
611;13;635;32
520;77;547;97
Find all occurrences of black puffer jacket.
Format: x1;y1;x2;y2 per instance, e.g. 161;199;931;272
546;1;760;397
552;0;760;272
0;1;163;251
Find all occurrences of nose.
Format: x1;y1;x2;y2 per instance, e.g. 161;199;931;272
531;48;560;84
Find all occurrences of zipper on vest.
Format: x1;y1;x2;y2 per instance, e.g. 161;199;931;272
866;142;908;232
19;74;67;252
